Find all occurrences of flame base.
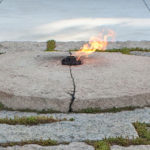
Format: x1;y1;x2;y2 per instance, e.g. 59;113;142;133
62;56;82;66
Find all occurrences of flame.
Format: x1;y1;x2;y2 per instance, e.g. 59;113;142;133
75;29;115;60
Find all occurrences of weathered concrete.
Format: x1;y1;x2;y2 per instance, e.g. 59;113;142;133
1;42;150;112
0;50;73;112
0;143;94;150
2;107;150;143
71;52;150;111
111;145;150;150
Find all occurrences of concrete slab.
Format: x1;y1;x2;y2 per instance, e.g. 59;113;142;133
71;52;150;111
111;145;150;150
0;50;72;112
0;0;150;41
0;143;94;150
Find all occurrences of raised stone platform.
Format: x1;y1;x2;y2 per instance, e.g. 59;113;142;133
0;50;73;112
0;42;150;112
71;52;150;111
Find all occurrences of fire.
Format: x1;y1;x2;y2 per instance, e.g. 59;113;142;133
75;30;115;60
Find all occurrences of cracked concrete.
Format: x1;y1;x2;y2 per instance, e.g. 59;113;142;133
68;52;76;112
0;42;150;112
0;50;73;112
71;52;150;111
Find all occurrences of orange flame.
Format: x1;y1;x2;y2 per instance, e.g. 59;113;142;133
75;30;115;60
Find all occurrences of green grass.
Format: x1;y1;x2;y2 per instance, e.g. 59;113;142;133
76;106;141;114
0;139;59;147
69;47;150;55
45;40;56;51
0;116;74;126
133;122;150;140
97;47;150;55
0;102;5;110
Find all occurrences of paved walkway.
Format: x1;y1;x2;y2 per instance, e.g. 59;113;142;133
0;108;150;149
0;0;150;41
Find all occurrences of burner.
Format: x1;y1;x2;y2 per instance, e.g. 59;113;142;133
62;56;82;66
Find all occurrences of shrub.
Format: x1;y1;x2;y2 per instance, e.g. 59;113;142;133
46;40;56;51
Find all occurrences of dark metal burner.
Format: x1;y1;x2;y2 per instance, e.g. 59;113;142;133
62;56;82;66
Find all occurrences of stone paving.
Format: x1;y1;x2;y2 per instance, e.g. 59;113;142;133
1;143;150;150
0;108;150;149
0;143;94;150
1;108;150;143
111;145;150;150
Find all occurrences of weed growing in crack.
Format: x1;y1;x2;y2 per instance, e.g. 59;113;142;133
0;116;74;125
69;47;150;55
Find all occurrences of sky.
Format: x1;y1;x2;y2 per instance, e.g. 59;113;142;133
0;0;150;41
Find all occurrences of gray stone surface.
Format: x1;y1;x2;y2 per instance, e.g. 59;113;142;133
0;143;94;150
1;108;150;143
111;145;150;150
130;51;150;57
0;50;73;112
1;41;150;53
71;52;150;111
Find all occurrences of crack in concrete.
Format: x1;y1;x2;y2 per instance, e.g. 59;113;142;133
68;52;76;112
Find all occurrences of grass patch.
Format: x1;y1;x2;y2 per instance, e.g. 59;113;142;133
69;49;79;52
97;47;150;55
69;47;150;55
0;102;5;110
45;40;56;52
76;106;141;114
0;139;59;147
133;122;150;140
0;116;74;126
